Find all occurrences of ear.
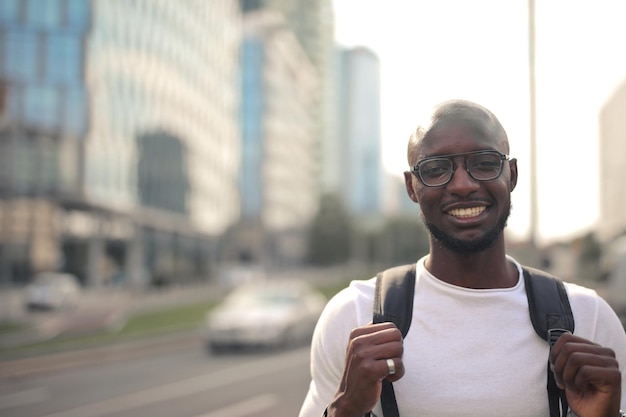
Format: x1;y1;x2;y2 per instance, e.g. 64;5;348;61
404;171;419;203
508;158;518;191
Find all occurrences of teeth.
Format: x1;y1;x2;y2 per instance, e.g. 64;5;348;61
448;206;486;218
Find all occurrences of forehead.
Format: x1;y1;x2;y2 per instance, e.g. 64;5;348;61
416;120;505;160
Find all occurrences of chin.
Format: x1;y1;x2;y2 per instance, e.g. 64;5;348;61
432;231;498;254
425;216;509;255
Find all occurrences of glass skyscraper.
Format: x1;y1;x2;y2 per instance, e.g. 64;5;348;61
0;0;241;287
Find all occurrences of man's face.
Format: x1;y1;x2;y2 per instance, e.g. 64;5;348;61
404;121;518;254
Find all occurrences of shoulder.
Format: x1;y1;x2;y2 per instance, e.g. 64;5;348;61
562;281;626;347
562;280;612;314
310;277;377;354
517;262;624;340
319;277;377;328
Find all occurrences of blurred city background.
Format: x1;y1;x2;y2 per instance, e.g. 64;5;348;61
1;0;626;303
0;0;626;415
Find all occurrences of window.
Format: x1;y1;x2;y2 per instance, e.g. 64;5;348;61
46;33;82;83
14;137;37;192
39;137;59;192
23;85;59;130
0;0;20;24
66;0;90;29
26;0;60;29
2;83;22;123
4;30;39;81
62;86;87;135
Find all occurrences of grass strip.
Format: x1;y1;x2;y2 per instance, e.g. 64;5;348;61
0;279;355;358
0;300;218;358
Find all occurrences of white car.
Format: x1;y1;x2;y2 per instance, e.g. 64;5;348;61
206;279;327;352
24;273;82;310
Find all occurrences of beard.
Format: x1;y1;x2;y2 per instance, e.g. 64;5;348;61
423;204;511;255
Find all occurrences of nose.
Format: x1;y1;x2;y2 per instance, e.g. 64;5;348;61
445;166;480;195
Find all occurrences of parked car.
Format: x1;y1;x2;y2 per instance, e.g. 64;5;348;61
216;263;266;290
24;272;81;311
206;279;327;352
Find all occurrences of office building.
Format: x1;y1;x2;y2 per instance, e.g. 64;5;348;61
598;77;626;241
232;10;318;265
0;0;241;287
239;0;336;192
337;47;382;217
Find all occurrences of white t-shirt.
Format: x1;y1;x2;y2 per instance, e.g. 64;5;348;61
299;256;626;417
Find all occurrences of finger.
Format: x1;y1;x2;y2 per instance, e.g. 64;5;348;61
551;340;618;391
558;351;619;393
344;335;404;384
350;322;399;338
382;357;406;382
570;363;622;395
551;336;615;372
551;333;599;359
349;324;403;348
552;342;612;374
550;333;599;385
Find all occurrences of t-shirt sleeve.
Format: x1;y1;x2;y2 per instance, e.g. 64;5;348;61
299;282;371;417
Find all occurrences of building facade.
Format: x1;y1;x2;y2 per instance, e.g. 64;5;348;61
598;77;626;242
231;10;318;266
0;0;241;287
338;47;382;217
239;0;336;193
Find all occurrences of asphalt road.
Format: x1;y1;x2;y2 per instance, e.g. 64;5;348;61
0;334;313;417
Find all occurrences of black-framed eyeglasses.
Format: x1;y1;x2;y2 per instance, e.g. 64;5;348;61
411;150;509;187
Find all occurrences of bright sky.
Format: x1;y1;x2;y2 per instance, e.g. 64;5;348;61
333;0;626;245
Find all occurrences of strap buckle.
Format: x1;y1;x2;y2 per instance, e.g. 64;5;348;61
547;328;572;347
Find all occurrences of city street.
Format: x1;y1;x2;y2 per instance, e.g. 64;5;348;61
0;335;312;417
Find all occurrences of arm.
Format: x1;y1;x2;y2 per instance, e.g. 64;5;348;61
551;333;622;417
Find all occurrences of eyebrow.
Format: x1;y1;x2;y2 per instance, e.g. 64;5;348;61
418;149;503;161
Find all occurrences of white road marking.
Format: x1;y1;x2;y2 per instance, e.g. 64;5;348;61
193;393;279;417
0;387;50;410
41;349;307;417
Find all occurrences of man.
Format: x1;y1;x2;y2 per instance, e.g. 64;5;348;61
299;99;625;417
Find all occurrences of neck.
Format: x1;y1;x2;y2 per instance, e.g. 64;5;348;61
425;241;517;289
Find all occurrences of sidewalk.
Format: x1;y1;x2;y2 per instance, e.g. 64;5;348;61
0;283;225;350
0;265;360;351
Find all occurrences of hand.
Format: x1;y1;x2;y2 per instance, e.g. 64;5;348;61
326;322;404;417
550;333;622;417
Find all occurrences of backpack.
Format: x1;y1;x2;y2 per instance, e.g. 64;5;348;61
371;264;575;417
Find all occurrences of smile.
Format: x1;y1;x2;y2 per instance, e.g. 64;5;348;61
447;206;486;218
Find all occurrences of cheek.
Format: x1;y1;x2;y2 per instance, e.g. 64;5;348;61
415;188;437;210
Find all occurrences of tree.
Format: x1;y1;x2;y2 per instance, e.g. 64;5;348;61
576;232;604;282
307;193;352;265
373;216;430;266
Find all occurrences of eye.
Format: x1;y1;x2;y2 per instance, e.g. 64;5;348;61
420;160;451;179
469;155;500;172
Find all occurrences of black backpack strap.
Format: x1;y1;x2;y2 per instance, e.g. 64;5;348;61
523;266;575;417
370;264;574;417
371;264;416;417
373;264;416;336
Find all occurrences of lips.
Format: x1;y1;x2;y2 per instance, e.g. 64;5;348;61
447;206;486;219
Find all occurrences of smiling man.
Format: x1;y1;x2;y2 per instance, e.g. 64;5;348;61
299;100;626;417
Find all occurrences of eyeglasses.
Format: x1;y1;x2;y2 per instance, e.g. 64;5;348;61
411;150;509;187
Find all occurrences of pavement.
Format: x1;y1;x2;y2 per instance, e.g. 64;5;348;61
0;283;230;384
0;283;226;350
0;266;360;382
0;265;360;351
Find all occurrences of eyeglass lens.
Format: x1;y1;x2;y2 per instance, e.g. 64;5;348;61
418;152;503;186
